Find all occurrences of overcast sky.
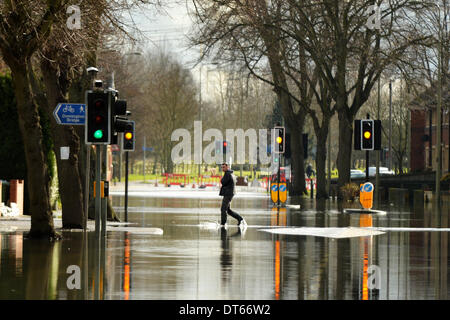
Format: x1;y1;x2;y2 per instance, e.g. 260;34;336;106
131;1;199;68
127;1;222;100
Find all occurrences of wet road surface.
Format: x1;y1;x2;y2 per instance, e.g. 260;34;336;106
0;187;449;300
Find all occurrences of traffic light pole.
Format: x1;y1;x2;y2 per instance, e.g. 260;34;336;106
94;145;101;300
366;114;370;182
95;145;102;234
101;145;108;237
277;155;280;207
125;150;129;222
365;150;369;182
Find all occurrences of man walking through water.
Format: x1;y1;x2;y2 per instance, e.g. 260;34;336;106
219;162;247;228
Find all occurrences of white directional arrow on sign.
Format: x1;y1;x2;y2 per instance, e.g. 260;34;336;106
53;103;86;125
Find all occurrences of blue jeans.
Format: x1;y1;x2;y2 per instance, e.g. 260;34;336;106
220;195;242;225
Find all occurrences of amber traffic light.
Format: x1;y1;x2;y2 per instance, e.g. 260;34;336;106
274;127;285;154
123;120;135;151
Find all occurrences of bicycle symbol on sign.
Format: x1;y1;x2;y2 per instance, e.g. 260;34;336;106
63;104;75;113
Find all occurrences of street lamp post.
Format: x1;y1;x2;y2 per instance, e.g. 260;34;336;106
388;80;392;171
198;64;202;177
433;4;443;203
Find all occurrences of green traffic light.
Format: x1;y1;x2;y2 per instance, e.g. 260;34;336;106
94;129;103;139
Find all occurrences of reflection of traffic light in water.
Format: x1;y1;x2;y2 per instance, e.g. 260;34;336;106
275;239;281;300
123;232;131;300
360;214;372;300
272;207;286;300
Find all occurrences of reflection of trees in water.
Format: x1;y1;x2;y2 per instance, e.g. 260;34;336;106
21;232;85;300
23;238;61;299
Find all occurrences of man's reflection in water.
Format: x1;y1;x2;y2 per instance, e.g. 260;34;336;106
219;227;242;285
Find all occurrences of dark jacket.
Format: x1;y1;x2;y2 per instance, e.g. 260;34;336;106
219;170;236;197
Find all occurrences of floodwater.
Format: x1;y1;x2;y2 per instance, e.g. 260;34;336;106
0;188;449;300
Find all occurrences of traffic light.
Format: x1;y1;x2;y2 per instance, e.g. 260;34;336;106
274;127;285;154
111;96;128;143
86;91;110;144
361;120;374;150
374;119;381;150
123;120;135;151
273;153;279;163
285;132;291;159
222;141;228;155
354;119;381;151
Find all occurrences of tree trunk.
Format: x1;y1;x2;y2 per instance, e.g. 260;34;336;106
336;110;353;199
11;62;57;238
24;240;60;299
315;128;329;199
289;120;306;196
40;61;85;229
69;63;93;218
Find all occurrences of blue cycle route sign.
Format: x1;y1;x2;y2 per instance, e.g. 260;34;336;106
361;182;374;193
53;103;86;125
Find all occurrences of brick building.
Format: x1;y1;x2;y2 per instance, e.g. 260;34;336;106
409;81;449;174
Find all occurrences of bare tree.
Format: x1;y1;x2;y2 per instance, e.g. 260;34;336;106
0;0;163;236
189;0;311;195
0;0;68;238
128;50;199;173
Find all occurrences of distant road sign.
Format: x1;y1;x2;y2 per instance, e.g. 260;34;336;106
111;144;120;152
53;103;86;125
142;147;154;152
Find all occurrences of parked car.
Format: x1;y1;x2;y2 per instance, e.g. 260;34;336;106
366;166;395;177
350;169;365;179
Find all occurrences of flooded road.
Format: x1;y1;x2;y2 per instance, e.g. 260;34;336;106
0;188;449;300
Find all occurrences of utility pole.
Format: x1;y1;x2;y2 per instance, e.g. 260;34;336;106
376;78;381;206
436;10;442;204
198;64;202;177
327;124;331;197
388;80;392;171
143;136;146;183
